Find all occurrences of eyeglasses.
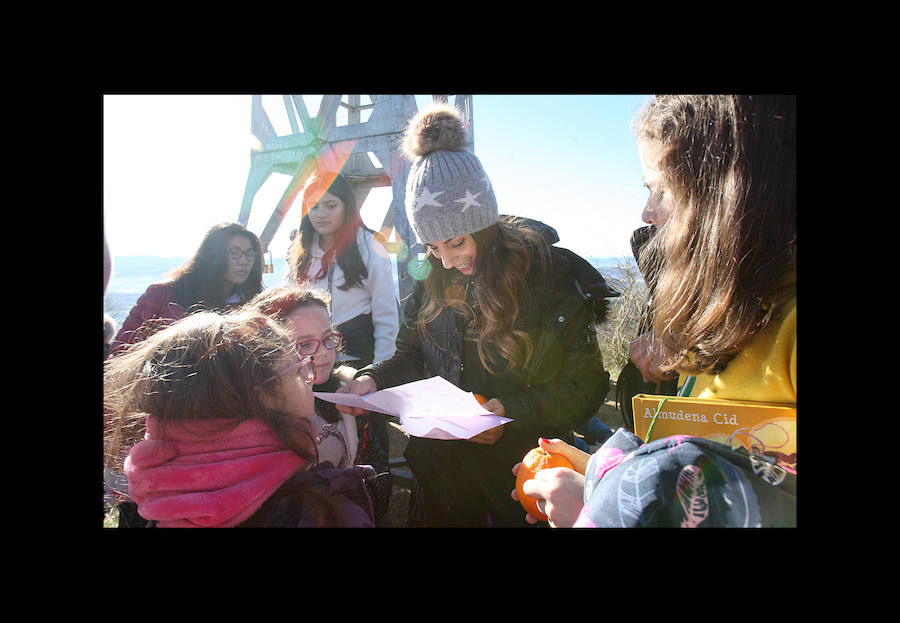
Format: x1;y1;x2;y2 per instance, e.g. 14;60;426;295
295;331;342;356
261;354;316;386
226;247;257;262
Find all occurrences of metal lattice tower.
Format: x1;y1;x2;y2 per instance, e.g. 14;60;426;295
237;94;474;300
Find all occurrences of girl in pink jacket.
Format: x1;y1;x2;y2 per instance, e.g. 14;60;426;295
110;222;265;356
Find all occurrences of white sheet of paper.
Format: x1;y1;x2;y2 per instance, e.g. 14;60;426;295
313;376;512;440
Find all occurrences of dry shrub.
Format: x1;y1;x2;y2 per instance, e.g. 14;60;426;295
595;257;647;380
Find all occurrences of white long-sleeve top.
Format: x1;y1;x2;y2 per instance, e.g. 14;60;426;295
301;228;399;364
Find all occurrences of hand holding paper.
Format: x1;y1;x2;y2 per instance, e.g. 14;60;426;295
314;376;512;440
333;376;378;416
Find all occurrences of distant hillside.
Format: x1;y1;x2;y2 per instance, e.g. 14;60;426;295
106;256;188;294
104;256;291;327
590;255;639;294
104;254;635;331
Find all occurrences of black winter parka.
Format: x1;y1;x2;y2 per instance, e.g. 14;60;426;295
357;221;617;525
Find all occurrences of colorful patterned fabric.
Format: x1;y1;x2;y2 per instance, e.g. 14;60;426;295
575;428;796;528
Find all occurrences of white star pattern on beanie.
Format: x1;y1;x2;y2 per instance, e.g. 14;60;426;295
416;186;445;211
457;189;481;213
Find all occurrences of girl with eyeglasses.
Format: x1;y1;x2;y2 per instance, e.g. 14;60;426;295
246;283;393;524
286;171;400;483
110;222;265;357
287;171;399;371
103;308;376;527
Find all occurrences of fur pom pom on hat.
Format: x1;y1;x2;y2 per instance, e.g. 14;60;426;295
402;103;498;243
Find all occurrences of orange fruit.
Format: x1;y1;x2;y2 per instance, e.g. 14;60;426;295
473;393;488;404
515;447;574;521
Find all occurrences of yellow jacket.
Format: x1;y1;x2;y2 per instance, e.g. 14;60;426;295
686;269;796;405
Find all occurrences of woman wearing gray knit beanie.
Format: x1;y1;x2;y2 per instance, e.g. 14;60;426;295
339;103;616;527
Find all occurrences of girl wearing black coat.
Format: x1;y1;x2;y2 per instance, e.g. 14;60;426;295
339;104;615;526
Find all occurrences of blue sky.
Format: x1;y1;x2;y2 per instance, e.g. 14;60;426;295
103;94;651;263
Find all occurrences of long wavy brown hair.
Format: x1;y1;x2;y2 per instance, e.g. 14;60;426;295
634;94;796;376
419;216;550;372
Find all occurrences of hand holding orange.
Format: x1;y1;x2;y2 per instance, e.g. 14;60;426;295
514;446;574;521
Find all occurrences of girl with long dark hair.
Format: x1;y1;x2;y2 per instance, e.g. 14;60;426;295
110;222;265;355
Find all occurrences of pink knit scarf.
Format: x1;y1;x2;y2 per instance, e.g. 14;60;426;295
124;416;308;528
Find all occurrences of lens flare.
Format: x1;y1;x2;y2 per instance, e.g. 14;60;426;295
299;140;357;218
407;257;432;281
395;241;410;263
